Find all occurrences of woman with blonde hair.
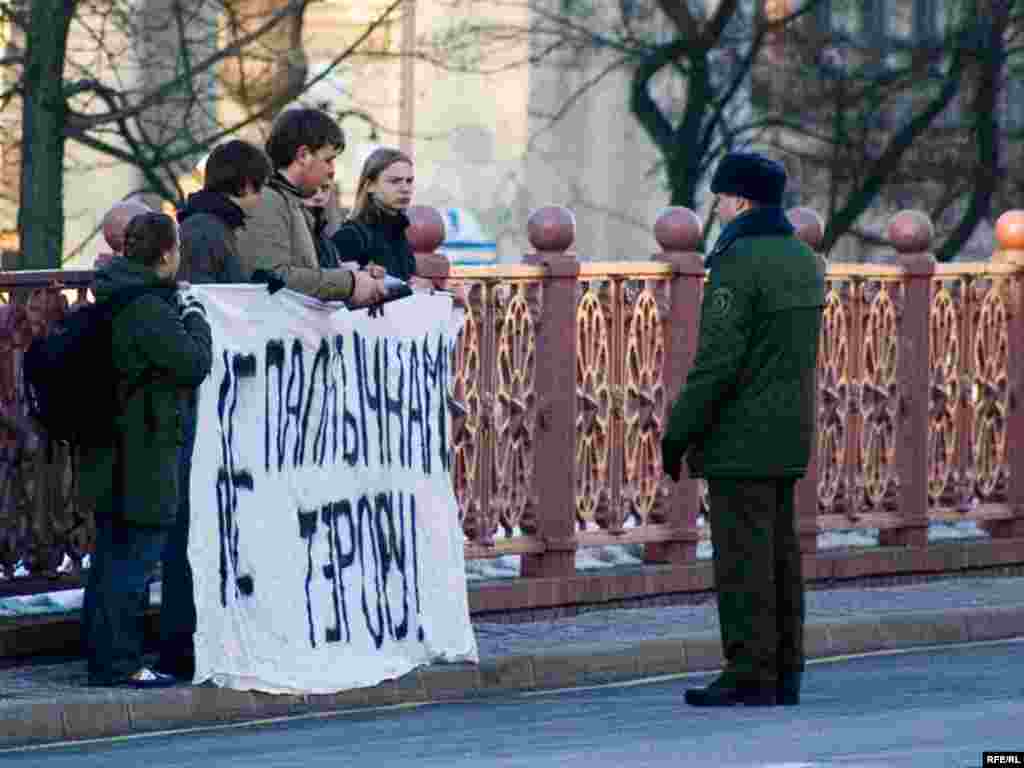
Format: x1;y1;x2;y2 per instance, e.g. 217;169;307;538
331;148;433;290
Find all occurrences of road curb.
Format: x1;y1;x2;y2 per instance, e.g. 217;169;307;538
3;604;1024;749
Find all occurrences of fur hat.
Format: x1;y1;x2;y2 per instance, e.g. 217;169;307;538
710;152;787;206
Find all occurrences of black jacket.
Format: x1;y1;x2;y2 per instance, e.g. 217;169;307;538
308;206;342;269
177;190;247;284
79;258;212;526
330;209;417;281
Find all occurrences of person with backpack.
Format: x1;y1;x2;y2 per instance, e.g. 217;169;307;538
150;139;270;683
330;147;434;291
235;107;387;305
79;212;212;688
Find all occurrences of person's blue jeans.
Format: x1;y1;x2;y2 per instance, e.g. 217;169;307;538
84;514;166;685
158;390;199;677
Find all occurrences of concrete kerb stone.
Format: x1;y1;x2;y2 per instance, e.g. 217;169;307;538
823;617;886;656
6;604;1024;748
681;631;726;672
417;662;483;701
127;687;199;733
0;703;64;747
876;610;971;649
60;699;133;741
634;638;687;678
964;605;1024;642
477;654;537;692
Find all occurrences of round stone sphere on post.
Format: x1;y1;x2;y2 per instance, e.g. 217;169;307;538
888;210;935;269
995;210;1024;262
787;207;825;252
405;205;446;255
654;207;702;253
527;206;575;257
888;210;934;254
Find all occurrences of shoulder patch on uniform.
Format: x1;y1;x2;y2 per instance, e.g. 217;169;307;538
708;287;734;319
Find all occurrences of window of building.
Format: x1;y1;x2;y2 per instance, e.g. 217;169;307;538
817;0;946;47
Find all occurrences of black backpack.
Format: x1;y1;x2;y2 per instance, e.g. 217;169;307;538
23;286;174;447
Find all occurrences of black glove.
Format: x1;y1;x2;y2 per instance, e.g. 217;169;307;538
175;291;207;323
661;434;684;483
251;270;286;295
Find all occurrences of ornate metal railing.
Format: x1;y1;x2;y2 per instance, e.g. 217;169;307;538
573;262;678;547
2;207;1023;588
0;273;94;583
927;264;1014;525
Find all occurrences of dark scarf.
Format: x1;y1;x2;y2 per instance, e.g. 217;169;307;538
177;189;246;230
378;205;410;236
706;205;795;272
269;172;308;200
357;195;410;232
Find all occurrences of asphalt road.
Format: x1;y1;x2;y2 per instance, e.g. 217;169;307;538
4;639;1022;768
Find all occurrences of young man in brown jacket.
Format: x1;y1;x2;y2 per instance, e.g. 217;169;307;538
236;108;386;305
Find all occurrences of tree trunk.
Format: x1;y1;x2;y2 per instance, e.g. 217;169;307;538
936;7;1005;263
17;1;75;270
667;55;710;211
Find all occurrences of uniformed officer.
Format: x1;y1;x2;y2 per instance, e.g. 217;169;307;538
661;151;825;707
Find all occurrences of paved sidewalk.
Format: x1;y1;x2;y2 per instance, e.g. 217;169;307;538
1;576;1023;748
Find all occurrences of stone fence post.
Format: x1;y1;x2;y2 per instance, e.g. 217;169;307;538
884;210;934;548
991;210;1024;538
648;208;703;564
788;206;825;553
406;205;450;286
522;206;579;578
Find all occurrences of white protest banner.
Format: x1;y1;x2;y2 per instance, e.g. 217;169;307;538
186;286;478;694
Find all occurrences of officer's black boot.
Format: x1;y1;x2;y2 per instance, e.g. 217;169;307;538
684;675;777;707
777;670;801;706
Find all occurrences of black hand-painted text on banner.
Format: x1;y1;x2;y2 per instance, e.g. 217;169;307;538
298;490;423;650
212;327;451;609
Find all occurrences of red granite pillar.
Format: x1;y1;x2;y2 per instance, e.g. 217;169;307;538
881;210;934;548
788;206;826;554
645;207;704;564
521;206;579;578
988;210;1024;538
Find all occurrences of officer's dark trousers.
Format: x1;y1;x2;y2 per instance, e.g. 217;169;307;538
83;512;166;685
707;477;805;684
158;389;199;674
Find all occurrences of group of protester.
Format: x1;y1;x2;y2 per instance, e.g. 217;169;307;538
77;103;826;710
80;107;431;688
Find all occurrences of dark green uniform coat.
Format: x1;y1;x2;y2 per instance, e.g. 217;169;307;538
79;258;213;528
661;207;825;480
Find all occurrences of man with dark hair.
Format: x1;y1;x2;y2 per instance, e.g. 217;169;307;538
237;108;385;305
177;139;270;284
153;138;270;682
661;151;825;708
